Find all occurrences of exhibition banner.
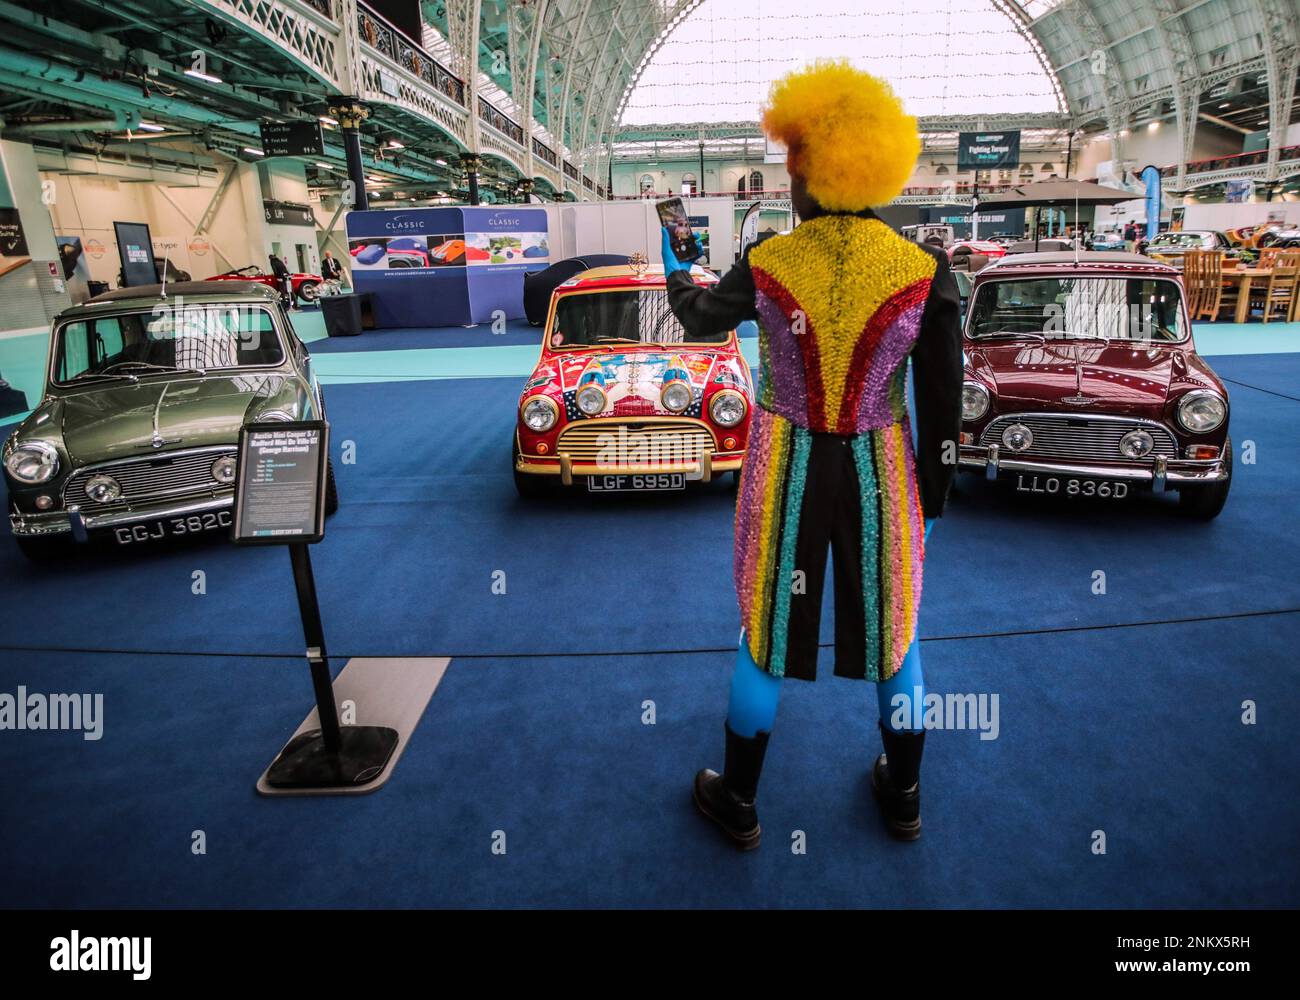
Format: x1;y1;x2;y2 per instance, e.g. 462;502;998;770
957;131;1021;171
114;221;157;287
346;207;549;328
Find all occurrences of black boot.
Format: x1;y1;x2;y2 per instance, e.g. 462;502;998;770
693;723;769;851
871;721;925;841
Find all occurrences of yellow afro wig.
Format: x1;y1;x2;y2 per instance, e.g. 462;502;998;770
761;60;919;212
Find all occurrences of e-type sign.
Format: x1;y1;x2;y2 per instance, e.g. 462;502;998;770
958;130;1021;171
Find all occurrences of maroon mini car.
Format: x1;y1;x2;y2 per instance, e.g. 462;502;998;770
958;252;1232;518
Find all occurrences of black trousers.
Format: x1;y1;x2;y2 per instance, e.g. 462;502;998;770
781;433;867;681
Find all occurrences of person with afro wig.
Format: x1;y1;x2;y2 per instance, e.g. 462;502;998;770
660;60;963;848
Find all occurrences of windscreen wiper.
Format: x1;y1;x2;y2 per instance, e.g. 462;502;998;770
976;332;1046;343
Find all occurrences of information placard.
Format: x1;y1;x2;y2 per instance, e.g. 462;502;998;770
232;421;329;544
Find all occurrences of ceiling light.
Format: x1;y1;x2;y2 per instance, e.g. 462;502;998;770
388;140;404;149
435;158;448;166
320;116;338;127
137;122;165;132
185;68;222;84
1219;102;1231;109
1148;121;1160;131
243;147;264;156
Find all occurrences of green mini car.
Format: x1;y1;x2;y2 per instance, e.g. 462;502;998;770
3;281;337;560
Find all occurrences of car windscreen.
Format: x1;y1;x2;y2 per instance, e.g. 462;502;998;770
968;277;1187;342
549;288;727;347
53;305;285;383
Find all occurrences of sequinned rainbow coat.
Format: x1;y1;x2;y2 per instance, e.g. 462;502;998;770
667;211;963;682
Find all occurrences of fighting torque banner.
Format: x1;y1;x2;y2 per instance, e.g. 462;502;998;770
346;207;550;327
957;131;1021;172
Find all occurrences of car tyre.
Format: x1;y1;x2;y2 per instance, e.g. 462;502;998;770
16;534;73;562
1179;436;1231;520
324;458;340;515
297;281;320;305
512;442;551;499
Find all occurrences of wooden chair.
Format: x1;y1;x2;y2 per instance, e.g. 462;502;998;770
1180;250;1205;319
1257;247;1282;269
1197;251;1225;320
1259;260;1298;323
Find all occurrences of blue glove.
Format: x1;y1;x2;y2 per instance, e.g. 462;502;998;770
924;518;935;542
660;227;702;276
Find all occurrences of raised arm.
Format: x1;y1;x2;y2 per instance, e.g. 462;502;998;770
663;231;759;339
910;247;963;519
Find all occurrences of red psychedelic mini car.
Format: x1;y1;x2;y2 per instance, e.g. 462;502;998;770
958;251;1232;518
210;264;323;305
513;264;754;497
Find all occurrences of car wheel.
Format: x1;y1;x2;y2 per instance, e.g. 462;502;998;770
324;458;340;515
1179;436;1231;520
297;281;320;304
512;442;551;499
16;534;73;562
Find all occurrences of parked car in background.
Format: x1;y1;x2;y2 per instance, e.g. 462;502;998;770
513;265;753;497
1256;226;1300;250
3;282;338;560
948;240;1008;262
958;252;1232;519
1145;230;1235;265
210;263;324;305
1086;231;1126;252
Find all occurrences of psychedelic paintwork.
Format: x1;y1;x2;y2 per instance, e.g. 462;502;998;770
514;266;754;484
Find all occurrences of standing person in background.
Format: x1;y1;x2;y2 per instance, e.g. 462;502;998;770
660;60;963;849
1123;220;1138;252
268;254;294;311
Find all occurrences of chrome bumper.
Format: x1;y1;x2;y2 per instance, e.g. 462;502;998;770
10;494;234;539
959;445;1228;491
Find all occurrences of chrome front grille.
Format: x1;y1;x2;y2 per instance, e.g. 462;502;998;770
63;447;236;514
979;414;1178;462
557;420;715;468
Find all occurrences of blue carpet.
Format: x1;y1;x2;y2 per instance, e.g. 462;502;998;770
0;611;1295;908
309;317;544;351
2;359;1298;659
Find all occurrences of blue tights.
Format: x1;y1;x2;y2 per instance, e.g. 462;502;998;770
725;521;934;738
725;634;925;737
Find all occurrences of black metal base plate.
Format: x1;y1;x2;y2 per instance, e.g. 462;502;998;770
265;725;400;789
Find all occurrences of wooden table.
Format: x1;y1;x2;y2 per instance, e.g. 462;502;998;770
1221;267;1273;324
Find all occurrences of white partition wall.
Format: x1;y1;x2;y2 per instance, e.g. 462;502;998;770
541;197;737;272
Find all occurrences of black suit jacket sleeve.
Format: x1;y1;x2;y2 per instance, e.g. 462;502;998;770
910;247;964;519
665;250;758;339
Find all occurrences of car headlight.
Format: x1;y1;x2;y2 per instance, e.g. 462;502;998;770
660;380;692;414
962;382;990;422
710;390;747;428
1177;390;1226;433
211;455;237;484
521;396;558;432
576;384;607;416
1119;430;1154;459
4;441;60;484
1001;423;1033;452
84;474;122;503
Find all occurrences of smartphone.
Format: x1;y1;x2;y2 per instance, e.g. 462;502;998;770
656;198;700;263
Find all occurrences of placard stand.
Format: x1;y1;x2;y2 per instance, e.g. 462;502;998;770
233;420;399;792
262;543;399;789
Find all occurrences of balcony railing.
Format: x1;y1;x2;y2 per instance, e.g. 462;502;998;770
357;2;464;106
532;137;558;168
563;161;579;180
302;0;332;15
1159;145;1300;180
478;97;524;145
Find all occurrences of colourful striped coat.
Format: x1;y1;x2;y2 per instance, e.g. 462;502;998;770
668;211;962;682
